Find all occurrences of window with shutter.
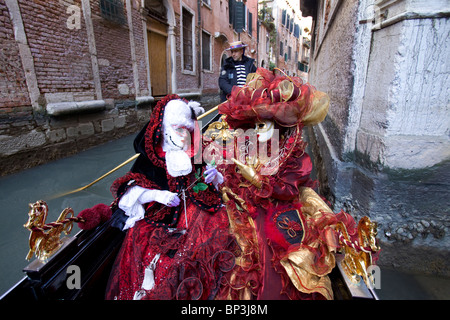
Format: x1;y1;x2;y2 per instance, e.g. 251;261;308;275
248;11;253;36
100;0;127;25
182;8;193;71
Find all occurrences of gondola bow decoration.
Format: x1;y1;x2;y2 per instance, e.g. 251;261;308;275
336;216;381;289
24;200;84;261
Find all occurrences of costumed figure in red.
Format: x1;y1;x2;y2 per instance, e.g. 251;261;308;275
97;95;236;300
207;68;370;300
75;74;379;300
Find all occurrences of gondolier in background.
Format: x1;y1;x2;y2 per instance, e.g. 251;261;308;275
219;41;257;102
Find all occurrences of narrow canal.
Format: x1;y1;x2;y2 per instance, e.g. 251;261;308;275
0;110;219;297
0;112;448;299
0;133;134;296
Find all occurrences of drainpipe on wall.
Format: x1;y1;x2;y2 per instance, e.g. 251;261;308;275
197;0;202;90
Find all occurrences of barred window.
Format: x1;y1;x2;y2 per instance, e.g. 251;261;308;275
182;8;193;71
100;0;127;25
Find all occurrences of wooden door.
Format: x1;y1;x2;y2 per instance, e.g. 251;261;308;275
148;22;168;96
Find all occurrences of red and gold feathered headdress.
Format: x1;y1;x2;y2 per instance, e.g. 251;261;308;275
218;68;329;129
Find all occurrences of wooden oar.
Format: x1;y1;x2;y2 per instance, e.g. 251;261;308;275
48;105;220;199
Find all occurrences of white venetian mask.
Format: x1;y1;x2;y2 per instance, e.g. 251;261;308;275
162;99;204;177
255;120;275;143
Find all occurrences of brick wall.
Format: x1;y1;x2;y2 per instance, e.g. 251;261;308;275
174;1;199;93
91;0;134;100
20;0;95;99
0;0;261;176
0;0;152;176
131;1;149;96
173;0;259;98
0;0;30;112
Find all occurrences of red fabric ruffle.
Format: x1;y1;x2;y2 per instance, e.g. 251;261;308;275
218;68;316;129
105;201;236;300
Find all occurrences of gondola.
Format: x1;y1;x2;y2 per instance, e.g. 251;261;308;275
1;107;379;301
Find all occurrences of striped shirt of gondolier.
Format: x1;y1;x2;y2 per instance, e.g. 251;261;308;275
235;64;247;87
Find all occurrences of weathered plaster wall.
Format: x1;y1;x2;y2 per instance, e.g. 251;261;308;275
306;0;450;276
357;16;450;169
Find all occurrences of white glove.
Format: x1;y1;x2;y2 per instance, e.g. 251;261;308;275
138;189;180;207
119;186;180;230
204;164;224;189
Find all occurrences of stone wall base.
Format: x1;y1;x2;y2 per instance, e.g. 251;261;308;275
0;93;221;177
0;101;153;177
306;125;450;277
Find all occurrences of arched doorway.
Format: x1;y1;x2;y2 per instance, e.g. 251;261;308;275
220;52;228;68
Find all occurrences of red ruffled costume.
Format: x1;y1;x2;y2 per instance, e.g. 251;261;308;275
105;95;235;300
210;68;358;300
104;70;370;300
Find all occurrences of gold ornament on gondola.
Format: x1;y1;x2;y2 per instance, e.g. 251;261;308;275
24;200;84;261
335;216;380;288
